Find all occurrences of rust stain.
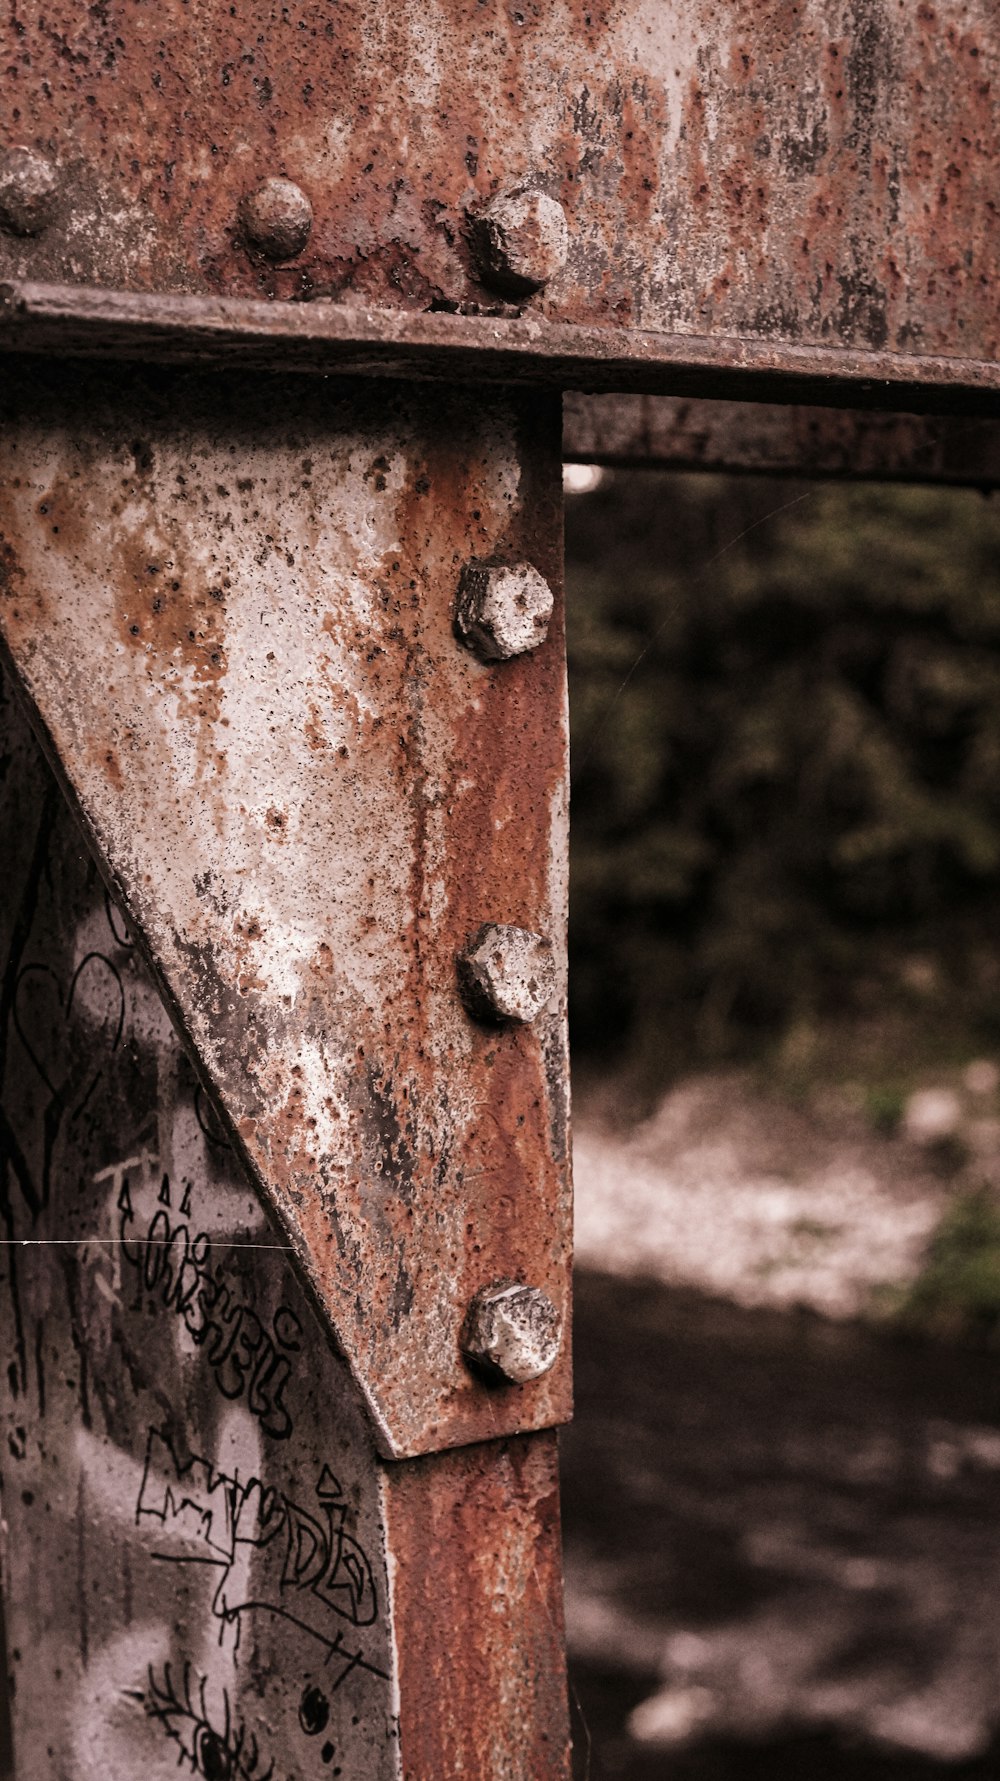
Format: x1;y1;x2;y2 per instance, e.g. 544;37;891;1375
385;1432;571;1781
0;0;995;361
0;360;571;1459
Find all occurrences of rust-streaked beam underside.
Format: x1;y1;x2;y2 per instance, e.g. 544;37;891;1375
1;284;999;412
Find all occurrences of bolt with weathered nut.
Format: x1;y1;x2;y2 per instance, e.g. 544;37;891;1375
462;1281;562;1384
239;177;313;262
0;147;59;237
472;184;569;296
455;560;554;662
458;923;556;1025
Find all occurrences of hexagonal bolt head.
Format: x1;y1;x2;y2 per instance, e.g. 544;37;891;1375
471;185;569;296
0;147;59;236
462;1282;562;1385
239;177;313;262
457;923;556;1025
455;560;554;663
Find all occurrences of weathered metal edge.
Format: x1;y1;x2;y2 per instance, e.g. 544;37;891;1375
563;394;1000;487
2;281;1000;413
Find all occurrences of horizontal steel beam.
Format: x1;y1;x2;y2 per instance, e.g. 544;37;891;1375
2;282;1000;412
1;0;997;385
564;393;1000;485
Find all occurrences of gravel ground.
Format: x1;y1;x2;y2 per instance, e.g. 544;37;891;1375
573;1071;994;1320
564;1074;1000;1778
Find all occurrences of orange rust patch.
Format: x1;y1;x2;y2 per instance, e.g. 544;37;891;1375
385;1433;570;1781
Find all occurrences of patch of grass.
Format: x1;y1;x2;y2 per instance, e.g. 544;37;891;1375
895;1187;1000;1344
864;1084;906;1136
789;1217;839;1243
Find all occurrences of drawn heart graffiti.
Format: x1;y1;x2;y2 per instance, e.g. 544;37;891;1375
12;950;126;1210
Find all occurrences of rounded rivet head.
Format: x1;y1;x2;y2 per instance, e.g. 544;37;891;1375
239;177;313;262
462;1282;562;1384
458;923;556;1025
472;185;569;296
455;560;554;662
0;147;59;236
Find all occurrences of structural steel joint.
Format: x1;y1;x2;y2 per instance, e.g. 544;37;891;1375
0;0;997;1774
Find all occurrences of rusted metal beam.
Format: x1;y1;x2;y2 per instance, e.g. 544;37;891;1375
0;358;571;1463
2;283;1000;412
564;393;1000;485
1;1;998;384
384;1432;569;1780
3;2;996;1772
0;674;570;1776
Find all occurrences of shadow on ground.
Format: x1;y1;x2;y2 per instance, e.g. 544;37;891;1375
562;1272;1000;1780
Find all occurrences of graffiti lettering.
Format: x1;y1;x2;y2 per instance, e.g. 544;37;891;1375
110;1168;302;1440
137;1428;384;1686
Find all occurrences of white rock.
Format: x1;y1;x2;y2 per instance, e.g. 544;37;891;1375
964;1058;1000;1096
902;1088;962;1146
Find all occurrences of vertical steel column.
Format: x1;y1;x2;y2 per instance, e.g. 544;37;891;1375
0;358;571;1777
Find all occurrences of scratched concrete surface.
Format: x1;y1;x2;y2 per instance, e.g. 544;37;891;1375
0;667;397;1779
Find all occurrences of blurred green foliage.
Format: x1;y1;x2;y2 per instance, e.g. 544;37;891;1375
896;1187;1000;1343
566;472;1000;1080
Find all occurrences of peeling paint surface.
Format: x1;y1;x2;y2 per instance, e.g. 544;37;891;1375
0;362;571;1459
0;0;997;365
0;670;571;1777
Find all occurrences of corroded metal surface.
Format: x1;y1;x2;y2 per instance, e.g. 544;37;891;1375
0;1;997;370
5;284;1000;410
0;671;572;1778
0;361;571;1460
385;1431;570;1780
564;393;1000;483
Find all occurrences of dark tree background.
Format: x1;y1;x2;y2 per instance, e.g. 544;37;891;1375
566;473;1000;1083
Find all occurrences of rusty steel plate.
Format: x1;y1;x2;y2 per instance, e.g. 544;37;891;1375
0;1;997;376
0;361;571;1460
2;283;1000;413
0;668;571;1777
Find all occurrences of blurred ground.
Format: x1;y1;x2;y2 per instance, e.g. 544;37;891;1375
562;1073;1000;1779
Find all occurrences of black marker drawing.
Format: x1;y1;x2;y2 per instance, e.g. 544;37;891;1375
144;1661;275;1780
298;1684;330;1737
115;1172;302;1439
137;1428;386;1687
195;1082;234;1152
1;813;125;1395
104;890;134;952
13;951;126;1146
299;1686;342;1771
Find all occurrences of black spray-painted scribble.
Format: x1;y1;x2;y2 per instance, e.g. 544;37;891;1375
0;789;123;1397
299;1683;340;1767
142;1661;275;1780
102;1160;302;1439
137;1428;385;1685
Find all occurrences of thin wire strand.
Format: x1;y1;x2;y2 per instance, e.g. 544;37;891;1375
0;1237;296;1250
